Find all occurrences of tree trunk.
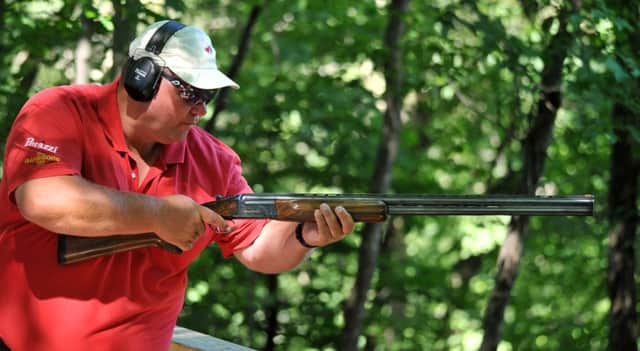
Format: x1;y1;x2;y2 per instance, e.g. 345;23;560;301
110;0;141;79
75;12;91;85
204;2;268;132
339;0;409;349
479;7;573;351
607;103;639;351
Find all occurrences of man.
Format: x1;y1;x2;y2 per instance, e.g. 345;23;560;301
0;20;354;350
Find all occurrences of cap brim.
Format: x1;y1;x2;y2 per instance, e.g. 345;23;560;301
170;68;239;90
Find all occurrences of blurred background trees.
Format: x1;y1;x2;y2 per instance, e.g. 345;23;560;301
1;0;638;350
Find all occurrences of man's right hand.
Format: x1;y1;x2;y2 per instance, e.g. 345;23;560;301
154;194;230;251
15;176;230;252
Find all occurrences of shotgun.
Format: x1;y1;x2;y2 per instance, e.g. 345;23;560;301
57;193;594;264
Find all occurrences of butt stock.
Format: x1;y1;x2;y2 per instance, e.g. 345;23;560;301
58;233;182;264
58;193;594;264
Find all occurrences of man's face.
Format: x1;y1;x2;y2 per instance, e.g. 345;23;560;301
140;74;217;143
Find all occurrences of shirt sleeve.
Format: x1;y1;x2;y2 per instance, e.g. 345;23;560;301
209;150;266;257
3;89;84;203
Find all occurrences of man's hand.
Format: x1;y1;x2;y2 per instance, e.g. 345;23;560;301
154;194;230;251
233;204;355;274
14;175;230;252
299;204;355;247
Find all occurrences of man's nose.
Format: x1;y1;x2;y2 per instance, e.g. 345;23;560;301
190;101;208;116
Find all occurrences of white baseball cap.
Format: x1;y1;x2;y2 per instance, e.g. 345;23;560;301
128;20;239;90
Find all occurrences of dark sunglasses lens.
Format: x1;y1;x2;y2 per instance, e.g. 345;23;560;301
193;90;218;105
164;73;218;105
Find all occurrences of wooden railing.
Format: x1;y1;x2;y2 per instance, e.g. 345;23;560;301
170;326;256;351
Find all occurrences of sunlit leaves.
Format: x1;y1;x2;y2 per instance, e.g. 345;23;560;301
0;0;632;349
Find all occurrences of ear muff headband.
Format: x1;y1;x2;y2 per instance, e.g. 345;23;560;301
145;20;185;54
123;20;186;102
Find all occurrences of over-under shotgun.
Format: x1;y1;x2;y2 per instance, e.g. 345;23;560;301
58;193;594;264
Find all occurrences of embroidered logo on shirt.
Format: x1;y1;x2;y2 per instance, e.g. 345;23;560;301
24;137;59;154
23;152;61;165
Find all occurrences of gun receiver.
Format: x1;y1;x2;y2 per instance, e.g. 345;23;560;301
58;193;594;264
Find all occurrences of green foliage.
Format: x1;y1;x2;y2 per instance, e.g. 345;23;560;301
1;0;635;350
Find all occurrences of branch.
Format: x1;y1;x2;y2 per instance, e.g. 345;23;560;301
204;2;269;132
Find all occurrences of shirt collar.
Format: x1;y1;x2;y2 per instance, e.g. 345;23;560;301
160;137;187;165
95;77;128;153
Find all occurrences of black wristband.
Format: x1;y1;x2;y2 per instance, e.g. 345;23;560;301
295;223;317;249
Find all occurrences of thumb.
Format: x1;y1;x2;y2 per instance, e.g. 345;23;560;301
198;205;231;233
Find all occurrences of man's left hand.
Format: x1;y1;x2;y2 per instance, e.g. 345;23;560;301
300;204;355;247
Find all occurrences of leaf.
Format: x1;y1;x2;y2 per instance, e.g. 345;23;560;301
605;56;629;82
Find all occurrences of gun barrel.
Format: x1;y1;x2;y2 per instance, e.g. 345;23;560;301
220;193;594;218
385;195;594;216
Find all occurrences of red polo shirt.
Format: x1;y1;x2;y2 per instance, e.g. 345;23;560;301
0;79;265;350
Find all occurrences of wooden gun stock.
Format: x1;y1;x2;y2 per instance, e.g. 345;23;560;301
57;198;388;264
57;193;594;264
58;233;182;265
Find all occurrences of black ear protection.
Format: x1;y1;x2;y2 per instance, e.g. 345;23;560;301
123;20;186;102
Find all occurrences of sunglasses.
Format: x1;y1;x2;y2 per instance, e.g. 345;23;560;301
162;72;219;106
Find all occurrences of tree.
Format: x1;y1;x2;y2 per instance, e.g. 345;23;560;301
340;1;409;349
606;2;640;349
481;3;575;349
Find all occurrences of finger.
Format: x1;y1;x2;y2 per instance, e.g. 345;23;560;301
314;208;330;239
198;205;231;233
335;206;355;233
196;220;206;236
319;203;342;239
188;221;205;246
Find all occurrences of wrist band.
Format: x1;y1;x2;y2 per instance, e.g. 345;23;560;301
295;223;317;249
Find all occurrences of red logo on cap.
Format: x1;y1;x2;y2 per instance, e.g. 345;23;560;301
204;46;213;55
